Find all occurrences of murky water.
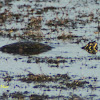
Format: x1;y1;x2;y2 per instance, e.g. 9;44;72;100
0;0;100;100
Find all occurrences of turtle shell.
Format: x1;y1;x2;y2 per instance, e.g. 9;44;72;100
81;41;98;54
0;42;52;55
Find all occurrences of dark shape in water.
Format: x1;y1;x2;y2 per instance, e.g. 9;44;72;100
98;21;100;32
81;41;98;54
0;42;52;55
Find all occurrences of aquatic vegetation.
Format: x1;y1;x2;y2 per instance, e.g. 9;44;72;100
46;18;68;27
22;30;44;41
30;94;48;100
0;10;22;24
68;94;83;100
10;92;25;100
66;80;89;89
0;71;13;82
3;76;13;82
0;0;100;99
27;16;42;30
35;56;66;64
19;73;70;83
0;13;7;23
57;34;79;40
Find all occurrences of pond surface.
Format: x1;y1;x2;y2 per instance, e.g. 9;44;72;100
0;0;100;100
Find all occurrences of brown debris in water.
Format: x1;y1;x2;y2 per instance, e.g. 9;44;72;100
43;6;58;12
7;92;49;100
0;13;7;23
22;30;45;41
68;94;84;100
0;72;13;82
10;92;25;100
46;18;68;27
57;34;79;40
35;56;66;64
0;91;85;100
30;94;48;100
19;73;70;83
3;76;13;82
35;6;58;14
66;80;89;89
0;10;22;23
27;16;42;30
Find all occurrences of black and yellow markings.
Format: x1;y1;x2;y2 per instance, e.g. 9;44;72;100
82;41;98;54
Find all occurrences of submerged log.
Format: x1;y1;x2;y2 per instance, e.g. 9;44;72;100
0;42;52;55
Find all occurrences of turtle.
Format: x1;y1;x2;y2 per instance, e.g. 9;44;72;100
0;42;52;55
81;41;98;54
